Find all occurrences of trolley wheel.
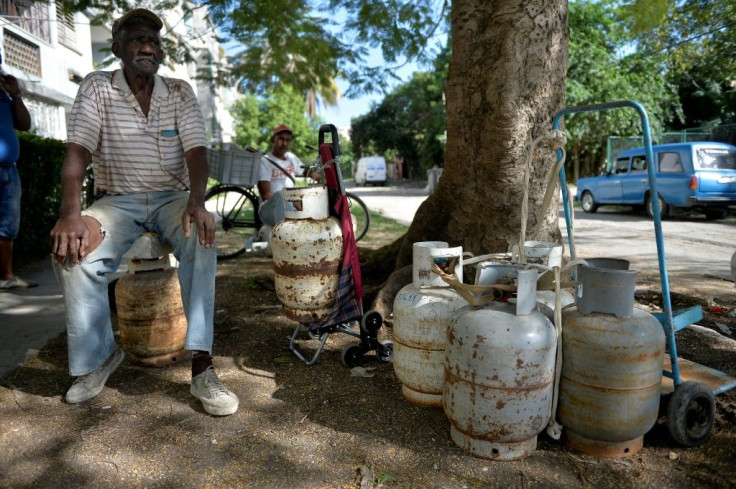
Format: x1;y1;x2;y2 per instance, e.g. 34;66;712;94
360;310;383;335
341;344;364;368
666;381;715;447
377;340;393;362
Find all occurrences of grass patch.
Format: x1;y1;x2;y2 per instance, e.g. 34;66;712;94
358;209;409;250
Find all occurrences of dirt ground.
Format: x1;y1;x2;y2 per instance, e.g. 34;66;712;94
1;246;736;488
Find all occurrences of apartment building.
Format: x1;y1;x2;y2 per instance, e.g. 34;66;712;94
0;1;237;144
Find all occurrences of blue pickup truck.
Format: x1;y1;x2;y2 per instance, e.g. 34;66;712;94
576;141;736;219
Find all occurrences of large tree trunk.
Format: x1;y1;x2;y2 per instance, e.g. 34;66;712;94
396;0;569;268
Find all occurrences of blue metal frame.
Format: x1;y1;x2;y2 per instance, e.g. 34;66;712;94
553;100;700;387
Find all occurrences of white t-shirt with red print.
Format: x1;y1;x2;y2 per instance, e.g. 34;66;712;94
258;151;304;194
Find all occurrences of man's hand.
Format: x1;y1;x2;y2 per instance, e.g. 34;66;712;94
0;74;20;96
182;197;215;248
50;215;90;266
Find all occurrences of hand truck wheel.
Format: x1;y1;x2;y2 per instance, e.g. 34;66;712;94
666;381;715;447
377;340;393;362
360;310;383;335
341;344;365;368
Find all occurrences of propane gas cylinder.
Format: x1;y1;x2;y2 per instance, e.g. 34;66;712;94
511;240;575;319
558;259;665;457
116;233;189;367
272;186;343;323
444;267;556;460
393;242;467;407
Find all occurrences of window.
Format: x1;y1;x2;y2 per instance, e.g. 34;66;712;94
0;1;51;42
659;152;683;173
2;29;41;77
695;147;736;170
631;156;647;173
613;157;629;174
56;2;76;49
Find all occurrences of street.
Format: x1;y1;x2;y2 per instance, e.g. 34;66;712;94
350;184;736;285
562;208;736;283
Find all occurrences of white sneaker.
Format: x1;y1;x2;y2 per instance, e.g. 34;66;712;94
190;366;239;416
66;346;125;403
256;225;273;254
0;276;38;290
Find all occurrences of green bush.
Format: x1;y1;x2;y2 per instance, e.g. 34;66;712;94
15;132;66;267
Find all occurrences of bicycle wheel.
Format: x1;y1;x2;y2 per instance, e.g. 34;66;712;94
345;191;370;242
204;185;261;260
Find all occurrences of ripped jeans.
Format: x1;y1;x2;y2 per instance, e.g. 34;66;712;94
53;191;216;376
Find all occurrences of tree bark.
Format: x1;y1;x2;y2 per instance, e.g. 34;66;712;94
395;0;569;268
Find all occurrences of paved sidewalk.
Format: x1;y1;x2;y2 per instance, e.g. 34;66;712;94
0;258;66;379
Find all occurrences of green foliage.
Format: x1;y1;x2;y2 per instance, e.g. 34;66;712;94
15;133;66;267
660;0;736;127
64;0;204;66
350;46;448;178
206;0;449;98
564;0;681;177
207;0;349;99
230;84;322;162
616;0;671;36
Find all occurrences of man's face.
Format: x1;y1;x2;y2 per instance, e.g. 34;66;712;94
272;132;292;158
113;23;163;77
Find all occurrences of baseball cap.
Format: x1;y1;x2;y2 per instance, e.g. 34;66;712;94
272;125;293;136
112;9;163;37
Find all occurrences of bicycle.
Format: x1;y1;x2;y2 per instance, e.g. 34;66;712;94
204;146;371;260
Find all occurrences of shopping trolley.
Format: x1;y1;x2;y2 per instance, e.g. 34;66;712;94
289;124;393;367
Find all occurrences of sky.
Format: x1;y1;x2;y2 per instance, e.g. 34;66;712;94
320;90;382;130
317;59;424;129
219;5;445;131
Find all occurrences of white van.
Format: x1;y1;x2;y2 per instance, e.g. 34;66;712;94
355;156;387;186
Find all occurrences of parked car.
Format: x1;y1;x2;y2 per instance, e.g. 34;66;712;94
355;156;387;186
576;142;736;219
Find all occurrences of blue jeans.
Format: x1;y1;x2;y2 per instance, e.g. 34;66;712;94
0;164;21;239
258;191;285;227
53;191;216;376
258;190;299;227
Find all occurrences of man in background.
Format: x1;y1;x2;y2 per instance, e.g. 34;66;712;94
257;124;306;228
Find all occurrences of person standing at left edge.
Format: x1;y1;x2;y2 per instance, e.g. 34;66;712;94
50;9;238;415
0;52;35;290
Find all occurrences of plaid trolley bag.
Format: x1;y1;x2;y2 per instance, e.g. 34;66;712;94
288;124;393;367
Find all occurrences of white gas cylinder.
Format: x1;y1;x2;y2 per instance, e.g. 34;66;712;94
272;186;343;323
393;242;467;407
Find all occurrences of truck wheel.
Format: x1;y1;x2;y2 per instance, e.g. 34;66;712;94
646;193;670;220
581;191;598;213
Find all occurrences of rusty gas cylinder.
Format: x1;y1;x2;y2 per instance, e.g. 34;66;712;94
115;234;189;367
444;266;556;460
272;186;343;323
558;259;665;457
392;242;467;407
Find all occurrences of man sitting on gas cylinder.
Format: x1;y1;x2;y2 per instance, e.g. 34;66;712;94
49;9;238;416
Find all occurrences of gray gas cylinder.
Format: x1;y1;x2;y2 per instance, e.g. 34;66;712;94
558;259;665;457
444;266;556;460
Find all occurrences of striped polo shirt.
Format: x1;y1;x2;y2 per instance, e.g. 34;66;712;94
67;69;207;195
